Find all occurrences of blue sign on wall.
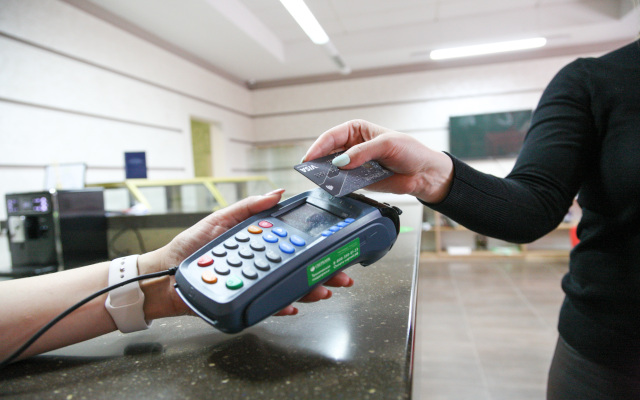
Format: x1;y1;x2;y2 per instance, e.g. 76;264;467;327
125;152;147;179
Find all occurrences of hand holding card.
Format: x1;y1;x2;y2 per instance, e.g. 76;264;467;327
294;152;394;197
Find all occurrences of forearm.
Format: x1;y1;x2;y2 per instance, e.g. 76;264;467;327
0;251;179;362
0;261;116;361
425;154;571;243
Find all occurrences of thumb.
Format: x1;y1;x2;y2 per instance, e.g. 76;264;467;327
210;188;285;229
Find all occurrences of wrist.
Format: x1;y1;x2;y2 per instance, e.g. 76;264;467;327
137;249;190;319
105;255;151;333
413;151;454;204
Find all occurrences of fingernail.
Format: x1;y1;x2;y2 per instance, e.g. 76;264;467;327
332;153;350;167
291;307;299;315
300;155;306;164
264;188;285;196
325;289;333;299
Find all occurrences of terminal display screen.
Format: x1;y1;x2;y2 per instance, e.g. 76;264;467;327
277;202;342;236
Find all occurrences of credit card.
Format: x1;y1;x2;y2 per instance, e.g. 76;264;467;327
294;152;394;197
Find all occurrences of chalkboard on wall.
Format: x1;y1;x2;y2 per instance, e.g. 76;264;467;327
449;110;532;159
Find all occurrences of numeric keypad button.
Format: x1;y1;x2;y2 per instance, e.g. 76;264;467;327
254;258;270;271
227;256;242;267
224;239;239;249
250;240;265;251
212;247;227;257
242;267;258;280
239;248;254;259
266;250;281;263
215;265;230;275
235;232;250;242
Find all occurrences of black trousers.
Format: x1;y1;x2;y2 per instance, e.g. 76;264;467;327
547;337;640;399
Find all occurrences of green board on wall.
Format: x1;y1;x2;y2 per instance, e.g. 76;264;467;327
449;110;532;159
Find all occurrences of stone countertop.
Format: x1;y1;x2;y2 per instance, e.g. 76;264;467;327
0;202;422;400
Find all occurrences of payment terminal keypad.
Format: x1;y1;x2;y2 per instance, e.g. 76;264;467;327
190;216;357;296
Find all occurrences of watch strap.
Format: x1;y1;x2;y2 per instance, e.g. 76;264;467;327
105;255;152;333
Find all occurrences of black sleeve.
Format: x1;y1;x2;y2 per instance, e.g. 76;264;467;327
424;59;597;243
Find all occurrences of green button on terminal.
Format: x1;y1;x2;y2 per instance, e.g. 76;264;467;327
226;275;244;290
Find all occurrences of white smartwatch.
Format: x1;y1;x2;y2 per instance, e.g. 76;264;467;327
105;255;152;333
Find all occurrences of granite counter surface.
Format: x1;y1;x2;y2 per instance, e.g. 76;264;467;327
0;202;422;400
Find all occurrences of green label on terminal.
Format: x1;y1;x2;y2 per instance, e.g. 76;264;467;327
307;238;360;286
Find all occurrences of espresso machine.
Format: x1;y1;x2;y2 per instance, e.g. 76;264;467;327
5;189;108;276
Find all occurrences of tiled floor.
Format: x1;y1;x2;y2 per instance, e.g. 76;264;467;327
412;256;568;400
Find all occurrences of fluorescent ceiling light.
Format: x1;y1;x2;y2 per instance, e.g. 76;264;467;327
280;0;329;44
430;37;547;60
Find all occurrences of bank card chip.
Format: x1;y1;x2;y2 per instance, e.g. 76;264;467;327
294;152;394;197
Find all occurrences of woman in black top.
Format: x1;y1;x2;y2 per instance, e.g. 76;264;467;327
302;40;640;398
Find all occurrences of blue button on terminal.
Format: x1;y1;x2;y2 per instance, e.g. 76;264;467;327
279;242;295;254
272;227;288;237
290;235;305;247
263;233;278;243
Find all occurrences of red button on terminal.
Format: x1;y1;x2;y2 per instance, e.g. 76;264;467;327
258;220;273;228
197;255;214;267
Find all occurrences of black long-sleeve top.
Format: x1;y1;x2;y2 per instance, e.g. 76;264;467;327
428;41;640;366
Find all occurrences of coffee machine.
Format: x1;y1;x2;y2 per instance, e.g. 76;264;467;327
5;189;108;275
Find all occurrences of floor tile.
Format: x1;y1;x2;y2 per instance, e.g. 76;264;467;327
413;257;567;400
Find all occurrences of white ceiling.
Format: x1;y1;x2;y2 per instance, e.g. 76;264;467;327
64;0;639;88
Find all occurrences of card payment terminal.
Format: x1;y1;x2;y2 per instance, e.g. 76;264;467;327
174;188;402;333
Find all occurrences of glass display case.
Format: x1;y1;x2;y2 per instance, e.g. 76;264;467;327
88;176;276;215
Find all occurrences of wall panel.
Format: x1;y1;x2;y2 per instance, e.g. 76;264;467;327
0;0;254;221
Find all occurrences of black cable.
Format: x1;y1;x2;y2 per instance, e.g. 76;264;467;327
0;265;178;369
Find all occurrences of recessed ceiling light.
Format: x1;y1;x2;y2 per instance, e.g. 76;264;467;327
430;37;547;60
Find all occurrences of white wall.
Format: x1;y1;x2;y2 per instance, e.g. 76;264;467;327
0;0;254;220
250;53;603;178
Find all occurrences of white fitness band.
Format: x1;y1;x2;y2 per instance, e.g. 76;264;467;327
105;255;152;333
